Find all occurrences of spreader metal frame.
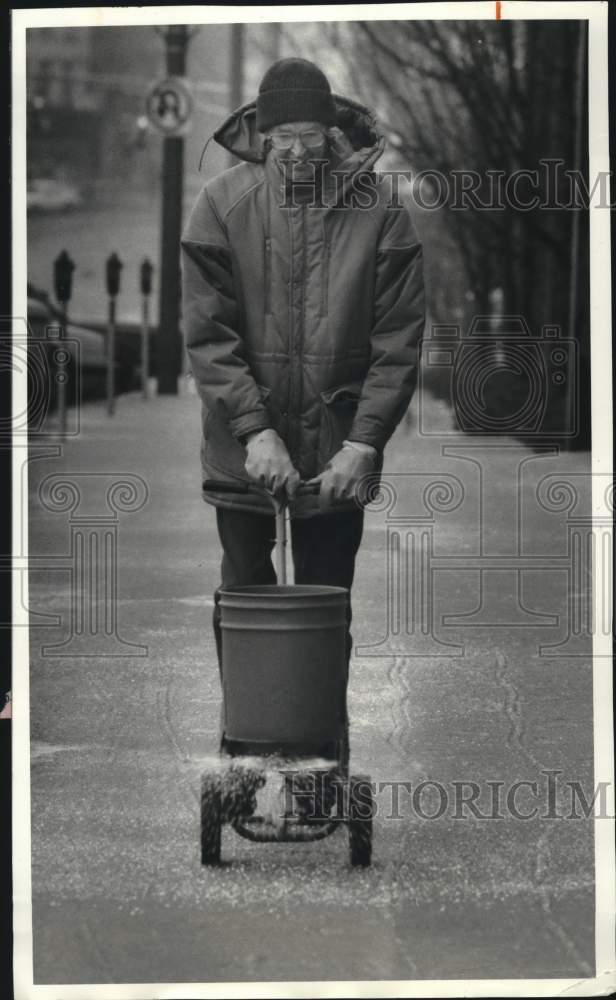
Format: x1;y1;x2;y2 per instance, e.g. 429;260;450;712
199;481;374;866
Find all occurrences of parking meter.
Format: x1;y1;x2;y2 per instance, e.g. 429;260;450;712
53;250;75;305
140;257;153;296
106;252;123;298
140;258;154;398
105;253;123;416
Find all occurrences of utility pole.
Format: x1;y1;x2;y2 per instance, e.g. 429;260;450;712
228;24;244;168
566;20;587;450
157;25;192;395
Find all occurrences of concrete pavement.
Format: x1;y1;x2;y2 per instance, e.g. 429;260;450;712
27;389;595;985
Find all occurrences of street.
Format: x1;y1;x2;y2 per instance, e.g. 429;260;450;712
27;389;595;984
27;192;202;325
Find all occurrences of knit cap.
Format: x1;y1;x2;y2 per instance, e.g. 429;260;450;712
256;57;337;133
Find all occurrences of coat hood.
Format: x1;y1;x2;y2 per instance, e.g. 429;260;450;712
203;93;387;202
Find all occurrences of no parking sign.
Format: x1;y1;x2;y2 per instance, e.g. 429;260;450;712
146;76;193;136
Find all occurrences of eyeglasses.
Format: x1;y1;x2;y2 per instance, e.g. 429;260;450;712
267;128;327;151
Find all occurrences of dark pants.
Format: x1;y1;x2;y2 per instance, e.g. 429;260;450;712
212;507;364;754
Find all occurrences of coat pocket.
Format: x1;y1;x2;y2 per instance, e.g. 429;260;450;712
318;380;364;466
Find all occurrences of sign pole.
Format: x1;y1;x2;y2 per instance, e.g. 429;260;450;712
156;26;192;396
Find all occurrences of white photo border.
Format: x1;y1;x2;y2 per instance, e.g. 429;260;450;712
11;3;614;998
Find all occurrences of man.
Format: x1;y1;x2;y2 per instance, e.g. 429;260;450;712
181;58;425;748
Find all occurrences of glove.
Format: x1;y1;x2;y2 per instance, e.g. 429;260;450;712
307;441;377;509
244;428;300;498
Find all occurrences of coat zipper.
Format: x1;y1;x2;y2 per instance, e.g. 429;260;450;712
297;203;306;451
321;238;330;316
289;204;306;459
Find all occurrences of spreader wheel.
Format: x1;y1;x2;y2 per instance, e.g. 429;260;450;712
200;775;223;865
348;773;373;867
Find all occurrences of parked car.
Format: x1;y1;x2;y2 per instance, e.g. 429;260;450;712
27;178;83;213
26;291;107;421
26;285;157;428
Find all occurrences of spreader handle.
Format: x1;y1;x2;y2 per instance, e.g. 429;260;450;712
202;479;251;495
202;479;319;497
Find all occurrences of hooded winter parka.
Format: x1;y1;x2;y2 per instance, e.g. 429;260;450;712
181;94;425;517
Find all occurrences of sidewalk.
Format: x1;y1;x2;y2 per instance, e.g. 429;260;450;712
26;390;595;983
